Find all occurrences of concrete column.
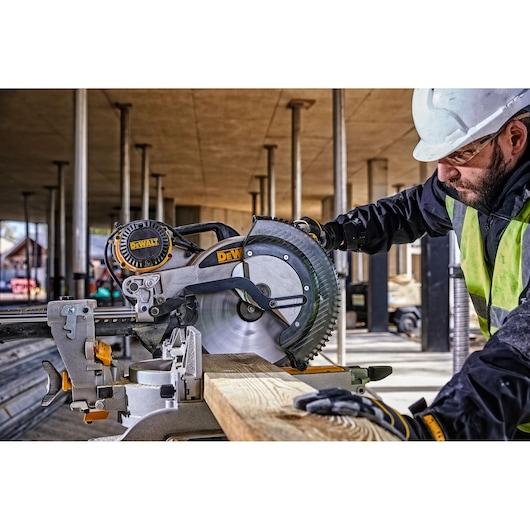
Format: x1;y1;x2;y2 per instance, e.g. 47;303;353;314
418;161;451;352
164;197;175;226
264;144;277;218
421;234;450;351
367;158;389;332
116;103;132;225
53;160;68;298
287;99;314;220
73;89;88;299
135;143;152;219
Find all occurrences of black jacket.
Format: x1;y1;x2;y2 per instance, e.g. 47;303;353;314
327;153;530;439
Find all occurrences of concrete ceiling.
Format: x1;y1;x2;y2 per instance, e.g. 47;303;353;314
0;88;428;231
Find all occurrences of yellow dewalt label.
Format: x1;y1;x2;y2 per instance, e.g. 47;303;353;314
130;237;159;250
423;414;446;441
217;247;243;263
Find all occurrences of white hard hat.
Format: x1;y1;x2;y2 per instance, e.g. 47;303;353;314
412;88;530;162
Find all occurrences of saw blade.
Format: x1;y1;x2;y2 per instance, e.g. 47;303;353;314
192;218;340;370
194;287;290;365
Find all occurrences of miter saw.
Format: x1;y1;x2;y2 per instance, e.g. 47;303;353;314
0;216;391;440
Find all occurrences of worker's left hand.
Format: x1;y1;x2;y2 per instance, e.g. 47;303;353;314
293;387;418;440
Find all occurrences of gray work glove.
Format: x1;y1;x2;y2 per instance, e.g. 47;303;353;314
293;387;434;441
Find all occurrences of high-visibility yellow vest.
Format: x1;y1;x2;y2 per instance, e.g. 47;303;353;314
445;196;530;339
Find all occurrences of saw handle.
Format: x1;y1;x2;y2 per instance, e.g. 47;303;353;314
175;222;240;243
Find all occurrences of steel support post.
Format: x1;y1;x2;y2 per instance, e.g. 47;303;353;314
249;191;259;216
73;89;88;299
151;173;165;222
21;191;33;305
332;89;348;366
393;183;405;275
44;185;57;301
264;144;277;218
116;103;133;358
287;99;314;220
255;175;268;216
53;160;68;298
116;103;132;226
136;143;152;219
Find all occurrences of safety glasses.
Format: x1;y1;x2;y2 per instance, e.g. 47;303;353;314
443;111;530;166
443;131;501;166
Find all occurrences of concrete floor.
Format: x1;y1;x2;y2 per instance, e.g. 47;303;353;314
316;328;457;414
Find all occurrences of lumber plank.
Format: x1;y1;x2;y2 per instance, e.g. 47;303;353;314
202;353;399;441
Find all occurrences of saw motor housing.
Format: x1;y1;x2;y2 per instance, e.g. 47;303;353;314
113;220;174;273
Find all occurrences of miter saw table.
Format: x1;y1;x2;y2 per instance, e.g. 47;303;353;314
0;217;393;441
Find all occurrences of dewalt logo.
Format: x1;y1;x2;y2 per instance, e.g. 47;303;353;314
130;237;160;251
217;247;243;263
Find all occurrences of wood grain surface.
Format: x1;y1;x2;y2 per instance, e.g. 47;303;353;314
203;353;400;441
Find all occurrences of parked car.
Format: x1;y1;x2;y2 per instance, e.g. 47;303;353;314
347;274;421;333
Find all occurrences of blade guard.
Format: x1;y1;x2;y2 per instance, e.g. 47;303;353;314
243;217;340;371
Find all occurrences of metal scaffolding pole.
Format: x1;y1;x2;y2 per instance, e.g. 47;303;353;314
255;175;268;216
249;191;259;216
53;160;68;298
287;99;314;220
116;102;133;359
264;144;277;218
393;183;405;275
73;89;88;299
333;89;348;366
21;192;33;305
116;103;132;226
136;143;152;219
44;185;57;301
151;173;165;222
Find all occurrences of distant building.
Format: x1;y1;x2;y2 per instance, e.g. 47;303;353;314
0;231;111;295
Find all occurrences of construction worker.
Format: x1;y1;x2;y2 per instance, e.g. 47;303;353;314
294;89;530;441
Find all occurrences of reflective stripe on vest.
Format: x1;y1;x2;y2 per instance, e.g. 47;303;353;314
446;196;530;338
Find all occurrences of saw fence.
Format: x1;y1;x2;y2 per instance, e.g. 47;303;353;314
202;354;399;441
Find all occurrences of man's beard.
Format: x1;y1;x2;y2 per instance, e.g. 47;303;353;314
454;140;510;209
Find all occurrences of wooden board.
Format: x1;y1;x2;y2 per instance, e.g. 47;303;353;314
202;353;400;441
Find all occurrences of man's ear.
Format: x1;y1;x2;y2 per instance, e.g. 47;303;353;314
506;119;528;155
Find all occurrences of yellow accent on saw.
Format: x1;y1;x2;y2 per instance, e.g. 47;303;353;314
283;365;345;375
61;371;72;391
216;247;243;263
83;410;110;423
129;237;159;250
95;339;112;366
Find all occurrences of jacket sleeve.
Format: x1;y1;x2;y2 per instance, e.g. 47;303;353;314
418;299;530;440
326;171;454;253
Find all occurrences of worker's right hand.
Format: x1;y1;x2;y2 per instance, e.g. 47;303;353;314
293;217;344;252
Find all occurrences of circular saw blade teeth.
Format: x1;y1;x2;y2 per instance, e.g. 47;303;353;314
191;218;340;370
244;218;340;370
